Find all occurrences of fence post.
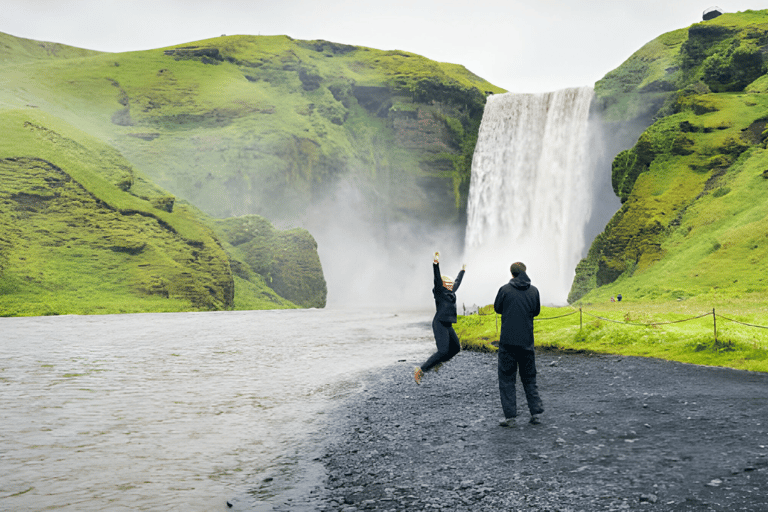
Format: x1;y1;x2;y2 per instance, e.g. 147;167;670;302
713;307;717;344
580;308;583;330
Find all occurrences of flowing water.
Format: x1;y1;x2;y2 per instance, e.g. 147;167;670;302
0;308;433;511
462;87;598;306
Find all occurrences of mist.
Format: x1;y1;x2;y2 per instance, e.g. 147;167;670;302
302;178;465;311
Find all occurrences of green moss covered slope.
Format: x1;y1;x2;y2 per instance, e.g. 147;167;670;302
0;33;504;226
571;10;768;304
0;109;238;315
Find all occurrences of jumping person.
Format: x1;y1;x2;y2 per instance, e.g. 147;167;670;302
494;261;544;427
414;252;465;385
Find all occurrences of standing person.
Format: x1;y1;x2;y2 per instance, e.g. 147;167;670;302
494;261;544;427
414;252;465;385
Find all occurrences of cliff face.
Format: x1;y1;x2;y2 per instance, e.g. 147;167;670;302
570;10;768;303
213;216;326;309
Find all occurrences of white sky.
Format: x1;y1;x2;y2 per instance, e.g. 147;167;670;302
2;1;767;92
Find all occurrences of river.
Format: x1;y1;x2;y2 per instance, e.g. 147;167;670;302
0;308;434;511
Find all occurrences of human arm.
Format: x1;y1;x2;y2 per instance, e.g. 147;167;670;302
494;287;504;315
452;264;466;292
433;252;442;288
532;289;541;318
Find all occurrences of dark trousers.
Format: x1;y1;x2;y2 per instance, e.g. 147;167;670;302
498;345;544;418
421;318;461;372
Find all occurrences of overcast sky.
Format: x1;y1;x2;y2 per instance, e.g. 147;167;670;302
3;1;767;93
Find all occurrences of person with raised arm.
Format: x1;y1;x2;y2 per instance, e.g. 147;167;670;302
414;252;466;385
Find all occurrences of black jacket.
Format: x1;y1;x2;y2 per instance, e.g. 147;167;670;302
432;262;464;324
493;271;541;350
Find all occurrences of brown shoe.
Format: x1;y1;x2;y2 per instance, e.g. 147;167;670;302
414;367;424;385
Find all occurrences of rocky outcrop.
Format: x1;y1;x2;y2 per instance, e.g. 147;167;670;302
213;215;326;308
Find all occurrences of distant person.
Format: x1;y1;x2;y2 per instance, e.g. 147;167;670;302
414;252;465;385
494;261;544;427
617;293;623;302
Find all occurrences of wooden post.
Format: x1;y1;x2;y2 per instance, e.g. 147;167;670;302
713;307;717;344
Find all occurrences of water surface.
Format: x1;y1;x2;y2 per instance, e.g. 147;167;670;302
0;308;433;511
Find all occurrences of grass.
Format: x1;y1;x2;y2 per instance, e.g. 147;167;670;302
456;299;768;373
574;78;768;303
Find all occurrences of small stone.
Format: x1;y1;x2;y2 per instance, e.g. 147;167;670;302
639;493;658;503
706;479;722;487
459;479;474;489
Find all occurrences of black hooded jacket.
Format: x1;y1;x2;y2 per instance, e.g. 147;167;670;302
493;271;541;350
432;262;464;324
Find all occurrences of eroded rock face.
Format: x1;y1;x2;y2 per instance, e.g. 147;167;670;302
213;215;326;308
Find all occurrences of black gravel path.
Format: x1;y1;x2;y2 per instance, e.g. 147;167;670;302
283;349;768;511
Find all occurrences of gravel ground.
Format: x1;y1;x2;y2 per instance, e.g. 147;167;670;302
301;349;768;511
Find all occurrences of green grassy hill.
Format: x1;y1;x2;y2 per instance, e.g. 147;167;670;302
0;33;504;225
0;108;237;315
0;31;501;315
571;10;768;304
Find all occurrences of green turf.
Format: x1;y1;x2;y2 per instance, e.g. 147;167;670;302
456;299;768;373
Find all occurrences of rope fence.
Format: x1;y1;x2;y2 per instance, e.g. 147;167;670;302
470;305;768;344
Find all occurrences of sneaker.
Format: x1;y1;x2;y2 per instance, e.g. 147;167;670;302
529;415;542;425
414;367;424;385
499;418;516;428
433;362;444;373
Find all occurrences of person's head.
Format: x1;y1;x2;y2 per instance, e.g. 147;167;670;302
441;275;454;290
510;261;526;277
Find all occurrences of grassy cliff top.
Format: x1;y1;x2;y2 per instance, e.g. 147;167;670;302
0;31;103;63
595;10;768;123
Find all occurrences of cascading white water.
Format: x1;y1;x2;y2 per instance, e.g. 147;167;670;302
462;87;596;306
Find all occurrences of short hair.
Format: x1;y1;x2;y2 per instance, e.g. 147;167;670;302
510;261;526;276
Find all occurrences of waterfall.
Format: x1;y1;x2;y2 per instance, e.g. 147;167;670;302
462;87;597;306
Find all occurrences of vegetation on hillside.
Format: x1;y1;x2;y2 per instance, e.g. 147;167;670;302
0;34;504;227
0;31;501;315
212;215;326;308
571;10;768;304
0;109;234;315
0;107;328;315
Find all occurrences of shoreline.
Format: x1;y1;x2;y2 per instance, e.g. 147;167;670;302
291;349;768;511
